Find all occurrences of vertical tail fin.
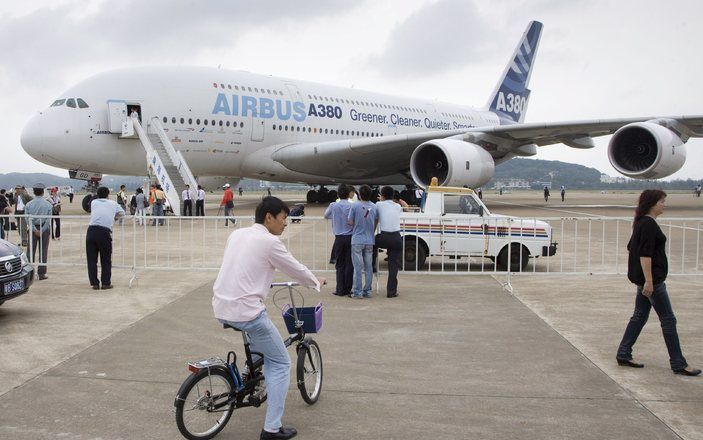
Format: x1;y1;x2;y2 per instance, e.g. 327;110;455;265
486;21;543;124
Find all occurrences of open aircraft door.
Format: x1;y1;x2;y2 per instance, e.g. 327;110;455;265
107;100;127;134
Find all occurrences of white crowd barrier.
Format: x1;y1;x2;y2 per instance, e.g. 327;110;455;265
2;214;703;278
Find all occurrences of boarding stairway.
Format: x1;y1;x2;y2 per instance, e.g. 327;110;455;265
130;116;198;216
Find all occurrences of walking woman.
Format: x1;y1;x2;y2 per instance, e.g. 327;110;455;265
616;189;700;376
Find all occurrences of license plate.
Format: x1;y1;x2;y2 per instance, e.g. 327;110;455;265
3;279;24;294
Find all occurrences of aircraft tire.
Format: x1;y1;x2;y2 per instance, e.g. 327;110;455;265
82;194;95;213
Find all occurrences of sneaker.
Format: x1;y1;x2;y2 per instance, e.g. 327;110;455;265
362;292;372;298
350;293;363;299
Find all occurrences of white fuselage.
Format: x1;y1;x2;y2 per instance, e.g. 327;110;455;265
21;66;501;184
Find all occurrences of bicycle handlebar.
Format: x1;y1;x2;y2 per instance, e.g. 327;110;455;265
270;282;300;288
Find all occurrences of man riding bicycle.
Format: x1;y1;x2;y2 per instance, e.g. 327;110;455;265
212;196;325;440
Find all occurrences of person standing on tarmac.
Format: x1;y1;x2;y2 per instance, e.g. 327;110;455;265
24;183;52;280
375;186;402;298
561;185;566;202
543;185;550;202
220;183;235;226
182;184;193;216
195;185;206;216
324;184;354;296
86;186;124;290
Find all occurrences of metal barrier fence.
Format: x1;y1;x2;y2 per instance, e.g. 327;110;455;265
2;214;703;278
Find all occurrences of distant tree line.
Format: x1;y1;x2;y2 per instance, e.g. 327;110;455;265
487;158;702;190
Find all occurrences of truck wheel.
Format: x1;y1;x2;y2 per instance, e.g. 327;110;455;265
497;244;529;272
82;194;95;213
403;241;427;271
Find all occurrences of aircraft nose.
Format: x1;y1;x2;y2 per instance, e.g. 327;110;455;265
20;113;44;159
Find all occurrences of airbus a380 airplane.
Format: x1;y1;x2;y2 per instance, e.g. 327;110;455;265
20;21;703;212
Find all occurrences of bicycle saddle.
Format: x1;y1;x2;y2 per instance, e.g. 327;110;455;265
222;323;243;331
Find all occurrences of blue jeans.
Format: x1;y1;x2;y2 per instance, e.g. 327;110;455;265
219;310;290;431
151;204;164;225
617;282;688;370
352;244;373;296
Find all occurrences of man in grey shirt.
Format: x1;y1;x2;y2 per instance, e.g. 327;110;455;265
24;183;53;280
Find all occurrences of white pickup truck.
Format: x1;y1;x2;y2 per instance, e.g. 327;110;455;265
399;186;557;271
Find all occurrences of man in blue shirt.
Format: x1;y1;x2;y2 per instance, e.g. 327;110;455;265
347;185;377;298
24;183;53;280
86;186;125;290
324;184;355;296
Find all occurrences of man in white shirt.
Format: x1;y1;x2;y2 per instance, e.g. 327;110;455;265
86;186;125;290
195;184;205;216
182;184;193;216
213;196;325;440
375;186;402;298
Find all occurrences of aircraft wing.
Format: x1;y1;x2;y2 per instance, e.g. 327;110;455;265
271;115;703;179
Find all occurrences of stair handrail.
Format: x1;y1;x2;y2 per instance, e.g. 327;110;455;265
132;116;182;215
149;117;199;195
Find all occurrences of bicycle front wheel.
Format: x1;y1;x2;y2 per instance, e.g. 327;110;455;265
296;339;323;404
175;368;235;440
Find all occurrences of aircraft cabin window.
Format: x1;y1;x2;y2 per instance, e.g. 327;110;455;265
189;118;193;124
172;117;176;123
247;87;252;92
66;98;77;108
324;129;328;134
220;84;224;88
226;121;230;127
180;118;184;124
76;98;89;108
296;126;300;132
204;120;208;126
240;121;244;128
163;117;167;123
219;120;223;126
227;85;232;89
285;126;288;131
235;86;239;90
212;83;217;88
307;127;311;132
267;89;271;94
51;99;66;107
255;88;259;93
196;119;201;125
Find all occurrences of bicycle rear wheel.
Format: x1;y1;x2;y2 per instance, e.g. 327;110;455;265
296;339;323;404
175;368;235;440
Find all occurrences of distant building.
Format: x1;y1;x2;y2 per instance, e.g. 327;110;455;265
493;179;530;189
600;173;627;184
534;181;552;189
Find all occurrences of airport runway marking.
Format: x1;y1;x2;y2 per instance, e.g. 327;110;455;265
489;200;611;217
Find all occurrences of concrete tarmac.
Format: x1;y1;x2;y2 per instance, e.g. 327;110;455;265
0;190;701;439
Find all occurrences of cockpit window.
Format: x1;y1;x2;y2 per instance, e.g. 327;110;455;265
50;99;66;107
76;98;89;108
66;98;77;108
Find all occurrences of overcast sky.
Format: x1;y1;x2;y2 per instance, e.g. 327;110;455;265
2;0;702;180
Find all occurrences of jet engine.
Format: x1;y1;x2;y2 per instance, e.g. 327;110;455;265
608;122;686;179
410;139;495;188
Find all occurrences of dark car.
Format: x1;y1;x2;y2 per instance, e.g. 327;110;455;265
0;238;34;306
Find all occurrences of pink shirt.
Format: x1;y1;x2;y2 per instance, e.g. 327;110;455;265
212;223;320;322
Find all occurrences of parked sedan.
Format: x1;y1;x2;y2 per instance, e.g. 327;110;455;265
0;238;34;306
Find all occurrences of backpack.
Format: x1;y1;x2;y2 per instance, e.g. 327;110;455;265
130;195;137;208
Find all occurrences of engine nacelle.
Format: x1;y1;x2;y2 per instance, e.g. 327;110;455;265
608;122;686;179
410;139;495;188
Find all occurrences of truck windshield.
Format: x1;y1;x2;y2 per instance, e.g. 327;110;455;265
444;194;482;215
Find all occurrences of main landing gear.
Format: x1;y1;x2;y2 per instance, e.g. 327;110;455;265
81;179;101;213
306;186;338;204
